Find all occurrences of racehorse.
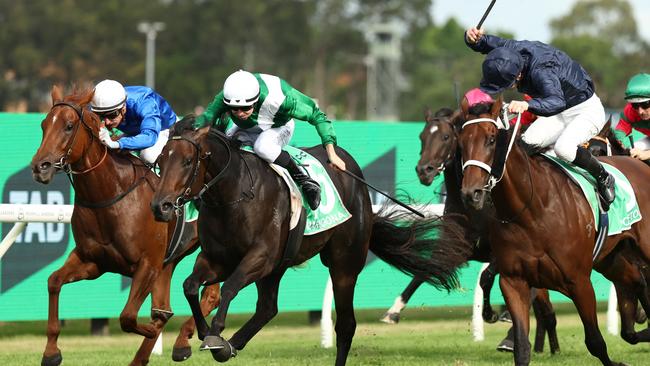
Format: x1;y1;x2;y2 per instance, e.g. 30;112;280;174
150;117;474;365
381;107;559;353
30;86;221;366
585;118;628;158
457;95;650;366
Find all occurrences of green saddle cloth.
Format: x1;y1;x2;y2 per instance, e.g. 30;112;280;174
543;154;641;235
241;145;352;235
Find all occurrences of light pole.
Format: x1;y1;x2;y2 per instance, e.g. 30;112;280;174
137;21;165;89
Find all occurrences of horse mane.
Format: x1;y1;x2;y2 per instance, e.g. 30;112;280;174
64;87;94;106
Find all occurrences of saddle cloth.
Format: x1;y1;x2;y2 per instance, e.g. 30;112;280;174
242;145;352;236
542;154;641;235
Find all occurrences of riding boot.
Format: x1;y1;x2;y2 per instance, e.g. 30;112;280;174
274;151;321;210
573;146;615;211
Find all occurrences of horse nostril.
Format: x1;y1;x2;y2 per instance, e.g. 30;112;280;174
473;190;482;202
425;165;435;173
39;161;51;171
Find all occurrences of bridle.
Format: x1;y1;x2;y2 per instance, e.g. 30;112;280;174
424;117;458;173
50;101;107;175
165;129;255;215
460;105;533;224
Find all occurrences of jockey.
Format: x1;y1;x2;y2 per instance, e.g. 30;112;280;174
465;27;615;211
90;80;178;165
614;73;650;160
193;70;346;211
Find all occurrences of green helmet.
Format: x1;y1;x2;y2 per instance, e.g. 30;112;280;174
625;73;650;103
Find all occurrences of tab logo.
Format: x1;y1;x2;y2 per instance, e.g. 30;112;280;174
2;167;70;293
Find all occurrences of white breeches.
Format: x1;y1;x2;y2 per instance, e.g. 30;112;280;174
521;94;606;161
140;128;170;164
226;120;295;162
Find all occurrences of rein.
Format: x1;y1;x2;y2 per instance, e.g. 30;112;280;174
168;129;255;214
461;106;534;224
51;101;108;175
50;101;147;209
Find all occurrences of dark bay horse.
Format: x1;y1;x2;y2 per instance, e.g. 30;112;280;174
150;117;474;365
457;96;650;366
30;86;221;366
382;107;559;353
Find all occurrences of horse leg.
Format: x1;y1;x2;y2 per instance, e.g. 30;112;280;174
380;277;424;324
173;283;221;362
118;262;160;338
201;249;274;361
499;276;532;366
42;250;101;366
615;283;645;345
532;289;559;354
570;277;623;366
480;261;499;323
129;265;176;366
228;270;286;351
183;252;222;342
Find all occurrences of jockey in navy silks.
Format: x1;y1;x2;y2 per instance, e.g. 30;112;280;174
91;79;178;165
465;27;615;211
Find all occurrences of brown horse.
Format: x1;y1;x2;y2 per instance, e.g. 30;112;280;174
30;86;221;366
457;96;650;366
409;107;559;353
150;117;473;366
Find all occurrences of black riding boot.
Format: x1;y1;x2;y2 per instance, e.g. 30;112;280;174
573;146;615;211
274;151;321;210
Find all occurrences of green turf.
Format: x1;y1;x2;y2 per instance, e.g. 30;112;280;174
0;304;646;365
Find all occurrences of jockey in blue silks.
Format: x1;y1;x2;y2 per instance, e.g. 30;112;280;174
90;80;178;164
465;27;615;211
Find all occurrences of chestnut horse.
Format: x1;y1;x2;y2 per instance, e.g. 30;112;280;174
457;96;650;366
150;117;473;365
31;87;220;366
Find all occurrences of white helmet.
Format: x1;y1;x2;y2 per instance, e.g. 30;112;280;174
223;70;260;107
91;80;127;113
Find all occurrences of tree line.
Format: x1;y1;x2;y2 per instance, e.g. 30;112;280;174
0;0;647;121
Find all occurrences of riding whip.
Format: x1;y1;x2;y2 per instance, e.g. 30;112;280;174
477;0;497;29
338;168;425;218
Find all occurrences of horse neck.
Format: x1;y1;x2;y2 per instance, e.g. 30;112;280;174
70;130;140;200
204;141;253;205
490;144;537;222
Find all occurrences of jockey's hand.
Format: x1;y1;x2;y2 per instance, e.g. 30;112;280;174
508;101;529;114
466;27;485;44
99;127;120;149
326;144;346;171
630;148;650;161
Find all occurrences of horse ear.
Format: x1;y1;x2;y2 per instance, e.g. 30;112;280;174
424;108;433;122
491;95;503;117
79;88;95;107
51;85;63;104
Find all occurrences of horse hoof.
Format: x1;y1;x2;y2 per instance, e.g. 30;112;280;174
172;346;192;362
482;311;499;324
209;340;237;363
496;339;514;353
41;352;63;366
379;312;400;324
498;311;512;323
199;335;225;351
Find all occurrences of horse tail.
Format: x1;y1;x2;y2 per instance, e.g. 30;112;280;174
369;206;473;291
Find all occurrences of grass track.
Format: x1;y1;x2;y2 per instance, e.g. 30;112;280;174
0;304;647;365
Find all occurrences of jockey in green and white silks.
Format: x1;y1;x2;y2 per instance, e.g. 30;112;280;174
194;70;347;210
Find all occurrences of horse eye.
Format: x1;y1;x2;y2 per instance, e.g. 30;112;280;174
182;158;192;167
489;137;496;144
65;122;74;132
442;134;450;141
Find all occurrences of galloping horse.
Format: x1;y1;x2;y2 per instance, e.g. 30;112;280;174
457;96;650;365
30;86;221;366
150;117;473;365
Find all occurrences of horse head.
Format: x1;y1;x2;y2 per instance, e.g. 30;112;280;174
31;85;101;184
457;92;505;210
151;116;213;221
416;107;458;186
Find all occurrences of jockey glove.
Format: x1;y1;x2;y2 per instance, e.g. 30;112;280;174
99;127;120;149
